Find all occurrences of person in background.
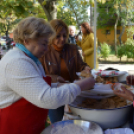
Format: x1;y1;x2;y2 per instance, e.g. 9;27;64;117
76;22;98;69
40;19;91;124
114;75;134;130
0;17;95;134
68;25;82;51
10;40;16;48
68;25;76;44
6;37;12;50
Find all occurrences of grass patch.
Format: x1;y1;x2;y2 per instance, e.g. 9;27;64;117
99;55;134;64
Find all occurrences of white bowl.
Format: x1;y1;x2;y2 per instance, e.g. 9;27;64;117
69;96;133;129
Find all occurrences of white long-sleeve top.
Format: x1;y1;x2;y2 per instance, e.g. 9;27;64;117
0;47;81;109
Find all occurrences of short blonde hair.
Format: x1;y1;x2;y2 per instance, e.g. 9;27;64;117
68;25;76;33
13;17;55;44
49;19;69;44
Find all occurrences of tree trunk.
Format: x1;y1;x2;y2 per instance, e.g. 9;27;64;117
38;0;57;21
118;1;127;46
118;25;125;45
114;14;119;55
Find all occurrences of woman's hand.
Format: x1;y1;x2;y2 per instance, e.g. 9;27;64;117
126;75;134;85
84;66;92;73
57;76;65;83
113;86;134;102
82;52;85;57
75;36;78;42
75;77;95;91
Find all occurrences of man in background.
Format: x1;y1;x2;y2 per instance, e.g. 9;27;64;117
68;25;82;52
68;25;76;44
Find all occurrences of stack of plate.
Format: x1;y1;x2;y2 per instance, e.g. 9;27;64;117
80;83;114;99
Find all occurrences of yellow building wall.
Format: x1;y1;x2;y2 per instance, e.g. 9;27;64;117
97;26;132;46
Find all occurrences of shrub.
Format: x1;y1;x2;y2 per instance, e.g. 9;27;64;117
125;38;134;46
117;45;125;62
124;44;134;61
100;42;111;60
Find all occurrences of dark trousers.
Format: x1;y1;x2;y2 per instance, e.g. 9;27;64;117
48;106;64;123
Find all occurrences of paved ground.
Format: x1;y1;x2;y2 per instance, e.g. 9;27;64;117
99;64;134;74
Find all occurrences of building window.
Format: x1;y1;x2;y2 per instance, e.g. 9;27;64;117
106;30;110;35
117;30;121;34
117;30;120;34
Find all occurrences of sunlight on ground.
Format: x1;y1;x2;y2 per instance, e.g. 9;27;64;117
99;55;134;62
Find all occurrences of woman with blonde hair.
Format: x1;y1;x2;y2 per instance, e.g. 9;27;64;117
40;19;92;123
76;22;98;69
0;17;95;134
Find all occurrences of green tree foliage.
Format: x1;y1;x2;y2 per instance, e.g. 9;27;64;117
125;27;134;61
38;0;90;27
57;1;76;26
0;18;21;37
97;1;119;28
97;0;134;54
117;44;125;62
0;0;36;18
97;0;134;29
64;0;89;28
125;26;134;46
0;0;38;37
0;0;88;33
36;0;77;25
100;42;111;60
124;44;134;61
117;44;134;62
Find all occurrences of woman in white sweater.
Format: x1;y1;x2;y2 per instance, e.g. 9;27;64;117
0;17;95;134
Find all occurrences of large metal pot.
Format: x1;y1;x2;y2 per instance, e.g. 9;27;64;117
69;96;133;129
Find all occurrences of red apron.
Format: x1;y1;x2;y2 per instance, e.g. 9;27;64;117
0;76;51;134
